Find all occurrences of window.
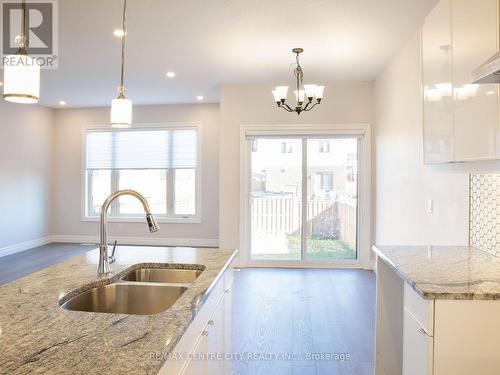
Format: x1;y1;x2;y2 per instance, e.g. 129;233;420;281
319;141;331;153
84;126;199;221
281;141;293;153
316;172;334;191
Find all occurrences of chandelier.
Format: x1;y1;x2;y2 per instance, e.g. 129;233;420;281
272;48;324;115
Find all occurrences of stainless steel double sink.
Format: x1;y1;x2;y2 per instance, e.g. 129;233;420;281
60;266;204;315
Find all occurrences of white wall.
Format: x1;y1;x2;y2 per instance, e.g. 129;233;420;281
51;104;220;246
0;101;54;251
219;82;373;254
374;31;500;246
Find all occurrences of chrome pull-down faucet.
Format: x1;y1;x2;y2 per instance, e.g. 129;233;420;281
98;189;160;276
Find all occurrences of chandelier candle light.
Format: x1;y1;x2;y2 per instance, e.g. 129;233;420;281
3;0;41;104
272;48;324;115
110;0;132;128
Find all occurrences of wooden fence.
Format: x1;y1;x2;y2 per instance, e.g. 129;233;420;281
251;196;357;248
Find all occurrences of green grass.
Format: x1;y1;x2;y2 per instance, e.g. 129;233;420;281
252;234;356;261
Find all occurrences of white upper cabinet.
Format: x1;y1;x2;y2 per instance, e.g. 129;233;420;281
422;0;499;163
422;0;454;163
452;0;498;161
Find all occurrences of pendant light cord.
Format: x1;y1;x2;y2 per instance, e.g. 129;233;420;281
118;0;127;98
18;0;28;53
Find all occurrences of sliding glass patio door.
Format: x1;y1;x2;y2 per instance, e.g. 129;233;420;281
249;136;359;263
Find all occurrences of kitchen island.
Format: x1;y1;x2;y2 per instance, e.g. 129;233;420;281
373;245;500;375
0;246;237;375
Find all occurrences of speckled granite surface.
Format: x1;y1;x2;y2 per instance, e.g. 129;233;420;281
0;246;237;375
373;245;500;300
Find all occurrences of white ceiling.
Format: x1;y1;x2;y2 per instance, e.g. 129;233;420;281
34;0;438;107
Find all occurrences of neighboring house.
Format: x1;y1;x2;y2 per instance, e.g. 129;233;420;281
251;139;358;200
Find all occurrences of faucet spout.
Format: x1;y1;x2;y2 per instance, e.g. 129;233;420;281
97;189;160;277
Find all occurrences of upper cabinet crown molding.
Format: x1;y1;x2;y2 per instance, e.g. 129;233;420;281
422;0;499;164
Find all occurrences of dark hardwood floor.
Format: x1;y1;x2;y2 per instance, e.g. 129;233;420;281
232;268;375;375
0;243;94;284
0;244;376;375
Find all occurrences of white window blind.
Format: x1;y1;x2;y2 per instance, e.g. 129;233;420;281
86;128;197;169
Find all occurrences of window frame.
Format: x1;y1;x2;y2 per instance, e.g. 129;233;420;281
81;122;202;224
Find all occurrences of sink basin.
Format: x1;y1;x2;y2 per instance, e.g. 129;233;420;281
120;267;203;284
60;283;187;315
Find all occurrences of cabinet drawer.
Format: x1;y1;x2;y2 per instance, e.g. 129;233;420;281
404;284;434;335
163;276;224;372
403;307;434;375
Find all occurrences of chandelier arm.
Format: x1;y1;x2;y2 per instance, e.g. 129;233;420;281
302;101;311;111
281;103;295;112
303;102;320;112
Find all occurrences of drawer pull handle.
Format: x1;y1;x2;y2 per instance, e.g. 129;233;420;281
208;320;215;326
202;330;209;336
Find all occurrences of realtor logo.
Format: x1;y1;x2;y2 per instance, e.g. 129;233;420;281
1;0;58;69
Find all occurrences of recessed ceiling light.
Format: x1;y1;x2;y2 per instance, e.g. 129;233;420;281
59;101;66;106
166;71;176;78
196;95;204;101
113;29;126;37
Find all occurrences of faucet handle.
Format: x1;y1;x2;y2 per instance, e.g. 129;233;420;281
109;240;117;264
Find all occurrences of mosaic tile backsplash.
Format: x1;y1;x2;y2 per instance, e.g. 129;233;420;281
469;173;500;256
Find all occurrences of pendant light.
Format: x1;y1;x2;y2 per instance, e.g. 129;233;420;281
3;0;41;104
110;0;132;128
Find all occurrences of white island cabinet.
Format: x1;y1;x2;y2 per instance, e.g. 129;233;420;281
159;258;235;375
422;0;499;163
374;245;500;375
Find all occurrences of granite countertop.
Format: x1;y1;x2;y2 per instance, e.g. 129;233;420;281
0;246;237;375
373;245;500;300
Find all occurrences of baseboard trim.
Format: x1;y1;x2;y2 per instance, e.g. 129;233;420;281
0;235;220;258
49;235;219;248
0;236;52;257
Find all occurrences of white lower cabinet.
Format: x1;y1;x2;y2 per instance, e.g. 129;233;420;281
181;333;208;375
159;258;235;375
376;256;500;375
206;293;225;375
403;307;434;375
403;285;434;375
401;284;500;375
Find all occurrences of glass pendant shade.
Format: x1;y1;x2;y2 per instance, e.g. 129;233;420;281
3;54;40;104
275;86;289;101
314;85;325;100
303;84;317;99
110;97;132;128
272;89;281;102
294;89;306;103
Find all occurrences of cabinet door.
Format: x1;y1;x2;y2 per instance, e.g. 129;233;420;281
181;332;208;375
403;307;434;375
452;0;498;161
422;0;454;163
224;288;232;375
207;294;225;375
